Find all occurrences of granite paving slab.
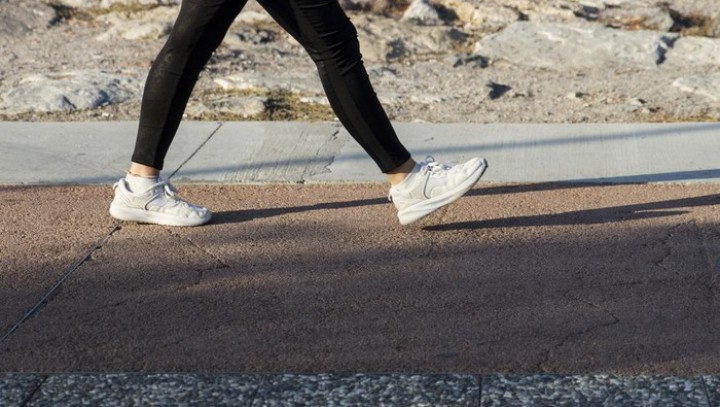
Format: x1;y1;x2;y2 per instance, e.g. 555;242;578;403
0;374;44;406
481;374;712;407
2;374;719;406
704;376;720;407
22;374;262;407
251;374;479;407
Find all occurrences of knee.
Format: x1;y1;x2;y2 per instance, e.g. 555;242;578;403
156;30;217;75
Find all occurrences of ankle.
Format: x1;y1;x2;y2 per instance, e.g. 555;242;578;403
388;173;408;186
129;162;160;177
125;172;159;193
387;158;418;186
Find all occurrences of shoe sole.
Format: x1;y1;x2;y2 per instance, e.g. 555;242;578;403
109;204;212;227
397;158;488;225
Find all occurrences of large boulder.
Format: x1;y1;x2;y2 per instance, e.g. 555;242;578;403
597;5;674;32
0;0;57;37
473;22;678;70
95;7;176;41
664;36;720;67
354;14;469;63
435;1;519;32
0;70;142;115
401;0;442;26
673;75;720;101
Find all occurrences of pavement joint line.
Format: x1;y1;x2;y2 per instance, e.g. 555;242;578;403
702;378;712;407
19;375;46;406
167;121;224;179
0;225;121;346
245;377;265;407
477;373;483;404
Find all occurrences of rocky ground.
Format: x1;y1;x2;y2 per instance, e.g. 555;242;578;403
1;0;720;124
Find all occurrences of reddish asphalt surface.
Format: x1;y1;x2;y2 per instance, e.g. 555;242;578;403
1;183;719;374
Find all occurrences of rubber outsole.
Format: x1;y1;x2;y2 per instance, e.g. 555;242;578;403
109;204;212;227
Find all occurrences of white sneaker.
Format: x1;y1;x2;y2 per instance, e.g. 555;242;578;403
109;177;211;226
389;156;488;225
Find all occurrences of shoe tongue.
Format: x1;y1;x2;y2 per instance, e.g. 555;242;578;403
126;173;160;193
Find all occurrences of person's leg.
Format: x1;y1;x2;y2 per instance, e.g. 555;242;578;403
258;0;488;224
257;0;413;179
131;0;248;172
111;0;246;226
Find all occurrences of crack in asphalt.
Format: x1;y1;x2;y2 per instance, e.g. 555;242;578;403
536;294;621;372
652;222;686;274
693;220;720;306
164;229;230;286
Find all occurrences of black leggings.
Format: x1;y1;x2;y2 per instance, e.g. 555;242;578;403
131;0;411;173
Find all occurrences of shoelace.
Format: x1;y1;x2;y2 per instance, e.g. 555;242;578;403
420;156;462;176
146;179;200;210
421;156;458;176
113;177;201;212
388;156;457;202
155;179;178;197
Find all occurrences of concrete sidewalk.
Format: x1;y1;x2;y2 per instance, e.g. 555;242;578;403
1;121;719;406
1;121;720;185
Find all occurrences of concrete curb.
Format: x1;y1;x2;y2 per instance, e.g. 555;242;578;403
1;121;719;185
